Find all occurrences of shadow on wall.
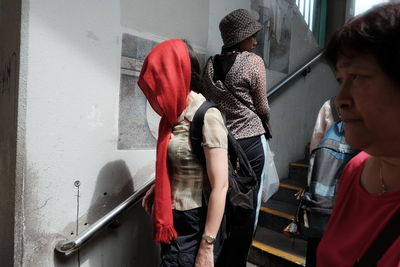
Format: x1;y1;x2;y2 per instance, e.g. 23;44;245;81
54;160;159;266
86;159;135;224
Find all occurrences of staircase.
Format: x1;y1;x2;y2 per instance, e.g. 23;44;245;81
248;160;309;267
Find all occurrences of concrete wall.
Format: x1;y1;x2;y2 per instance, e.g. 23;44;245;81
16;0;212;266
266;5;338;177
0;0;21;265
13;0;337;266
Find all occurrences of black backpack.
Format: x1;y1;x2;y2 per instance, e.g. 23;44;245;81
190;100;259;225
300;99;360;238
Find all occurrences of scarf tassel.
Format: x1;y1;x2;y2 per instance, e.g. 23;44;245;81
154;225;178;244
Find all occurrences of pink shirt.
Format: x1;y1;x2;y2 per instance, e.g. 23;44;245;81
317;152;400;267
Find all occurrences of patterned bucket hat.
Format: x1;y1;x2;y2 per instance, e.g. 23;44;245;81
219;9;262;48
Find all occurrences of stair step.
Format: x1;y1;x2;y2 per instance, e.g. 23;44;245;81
280;178;307;189
258;199;301;235
260;206;294;221
272;182;302;206
249;227;306;266
263;199;298;216
290;162;309;168
288;162;308;187
280;183;303;191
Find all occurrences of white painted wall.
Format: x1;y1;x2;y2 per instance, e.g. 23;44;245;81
120;0;209;51
18;0;211;266
207;0;251;54
13;0;337;266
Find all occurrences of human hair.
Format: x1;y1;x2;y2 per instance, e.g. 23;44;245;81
182;39;203;93
325;3;400;85
221;32;259;53
221;44;240;53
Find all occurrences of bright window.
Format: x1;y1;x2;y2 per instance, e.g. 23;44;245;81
354;0;389;16
296;0;315;31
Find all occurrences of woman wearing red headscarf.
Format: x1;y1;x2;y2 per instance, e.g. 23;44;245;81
138;39;229;267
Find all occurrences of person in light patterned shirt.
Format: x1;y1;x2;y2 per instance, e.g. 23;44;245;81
203;9;272;267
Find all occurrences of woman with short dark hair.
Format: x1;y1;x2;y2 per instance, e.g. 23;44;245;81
317;3;400;266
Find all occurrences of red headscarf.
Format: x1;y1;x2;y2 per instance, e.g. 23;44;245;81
137;39;191;244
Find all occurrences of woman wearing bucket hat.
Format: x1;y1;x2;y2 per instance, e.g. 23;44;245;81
202;8;272;267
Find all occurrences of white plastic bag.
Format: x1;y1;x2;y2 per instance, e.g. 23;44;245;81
262;141;280;202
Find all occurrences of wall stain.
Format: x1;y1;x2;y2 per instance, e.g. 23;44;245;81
26;159;156;265
60;160;154;242
86;31;99;41
0;52;17;96
33;197;52;211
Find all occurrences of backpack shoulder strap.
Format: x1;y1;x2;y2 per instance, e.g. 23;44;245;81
317;121;359;154
190;100;256;178
353;207;400;267
329;96;341;123
190;100;219;165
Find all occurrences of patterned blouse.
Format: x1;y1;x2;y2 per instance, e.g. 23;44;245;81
168;92;228;211
203;51;270;140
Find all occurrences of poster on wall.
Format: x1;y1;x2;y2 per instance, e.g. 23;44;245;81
118;34;159;150
252;0;293;74
118;34;205;150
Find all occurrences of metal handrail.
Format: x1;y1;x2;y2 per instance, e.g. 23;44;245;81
55;179;154;255
268;50;324;97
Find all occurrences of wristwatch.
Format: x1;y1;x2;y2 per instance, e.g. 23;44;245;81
202;234;216;244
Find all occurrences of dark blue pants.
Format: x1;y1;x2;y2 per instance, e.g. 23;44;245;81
238;135;265;179
217;135;265;267
160;207;223;267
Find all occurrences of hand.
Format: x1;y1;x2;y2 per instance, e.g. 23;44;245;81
142;184;155;215
194;240;214;267
268;121;272;130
